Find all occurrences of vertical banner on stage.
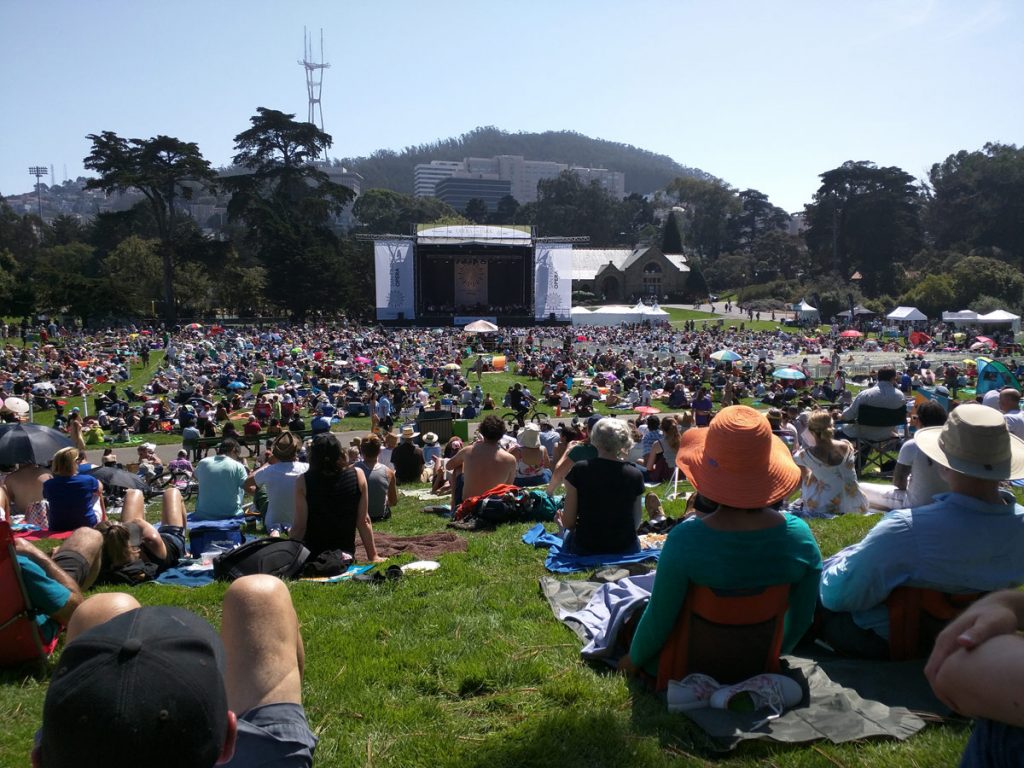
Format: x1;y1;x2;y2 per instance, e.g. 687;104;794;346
374;240;415;321
454;261;488;307
534;243;572;321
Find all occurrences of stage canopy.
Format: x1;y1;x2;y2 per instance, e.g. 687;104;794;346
887;306;927;322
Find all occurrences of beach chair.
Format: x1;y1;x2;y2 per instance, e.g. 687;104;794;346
851;404;907;477
886;587;986;661
0;520;47;667
654;583;790;691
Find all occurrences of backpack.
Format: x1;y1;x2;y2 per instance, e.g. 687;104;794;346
103;560;159;586
302;549;353;577
213;539;310;581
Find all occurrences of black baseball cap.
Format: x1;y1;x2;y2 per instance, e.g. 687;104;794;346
39;607;229;768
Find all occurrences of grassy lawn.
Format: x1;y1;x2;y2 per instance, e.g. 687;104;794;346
662;308;792;333
0;480;970;767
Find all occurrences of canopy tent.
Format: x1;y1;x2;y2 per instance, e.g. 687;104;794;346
886;306;927;323
941;310;979;325
977;310;1021;332
790;299;820;322
635;302;670;320
572;304;644;326
463;319;499;333
836;305;875;319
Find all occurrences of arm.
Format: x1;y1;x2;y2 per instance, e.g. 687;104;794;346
560;481;578;531
926;590;1024;724
819;512;914;613
14;539;82;626
628;526;691;670
781;522;824;653
244;468;259;495
385;467;398;507
291;475;308;541
645;440;662;472
892;462;911;492
546;442;579;495
354;468;384;563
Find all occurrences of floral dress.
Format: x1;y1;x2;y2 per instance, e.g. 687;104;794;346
793;443;869;516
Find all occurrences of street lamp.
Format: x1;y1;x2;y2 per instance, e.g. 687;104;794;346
28;166;48;219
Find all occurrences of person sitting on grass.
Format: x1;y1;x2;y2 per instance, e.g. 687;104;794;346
618;405;822;679
246;432;308;534
354;434;398;522
95;488;188;583
192;439;247;521
446;415;516;508
43;447;104;532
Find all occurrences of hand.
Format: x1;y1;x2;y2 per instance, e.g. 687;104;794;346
617;654;639;677
925;592;1023;688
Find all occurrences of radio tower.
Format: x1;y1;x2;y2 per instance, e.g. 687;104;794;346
298;27;330;156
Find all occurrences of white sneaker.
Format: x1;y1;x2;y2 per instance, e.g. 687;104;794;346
666;673;722;712
708;673;802;716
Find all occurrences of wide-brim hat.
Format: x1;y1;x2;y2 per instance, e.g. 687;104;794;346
401;426;419;439
518;423;541;448
915;403;1024;481
423;432;439;445
677;405;800;508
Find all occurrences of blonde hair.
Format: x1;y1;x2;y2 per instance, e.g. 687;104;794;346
51;446;79;476
806;409;834;439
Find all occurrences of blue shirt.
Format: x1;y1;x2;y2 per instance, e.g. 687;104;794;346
193;456;248;520
42;474;99;531
18;556;70;644
820;491;1024;638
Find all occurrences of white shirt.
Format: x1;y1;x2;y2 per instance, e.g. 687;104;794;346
1004;410;1024;440
840;381;907;439
254;461;309;531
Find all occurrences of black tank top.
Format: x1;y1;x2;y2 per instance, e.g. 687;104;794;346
302;466;361;559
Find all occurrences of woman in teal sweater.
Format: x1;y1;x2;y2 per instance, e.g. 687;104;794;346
622;405;823;677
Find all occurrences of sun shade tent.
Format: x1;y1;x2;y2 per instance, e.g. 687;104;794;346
836;306;875;319
791;300;819;322
977;310;1021;332
573;304;644;325
886;306;927;323
941;310;979;325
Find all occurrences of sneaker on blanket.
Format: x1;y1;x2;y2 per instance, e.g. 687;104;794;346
708;673;802;716
666;673;722;712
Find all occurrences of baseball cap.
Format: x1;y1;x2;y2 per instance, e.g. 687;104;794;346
586;414;603;432
40;607;229;768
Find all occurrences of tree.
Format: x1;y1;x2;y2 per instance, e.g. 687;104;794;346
102;236;162;315
948;255;1024;309
803;161;923;296
488;195;520;225
661;210;685;253
84;131;215;321
464;198;489;224
704;251;753;289
900;274;956;318
729;189;790;247
352;189;463;234
225;108;355;316
534;171;620;245
664;177;740;259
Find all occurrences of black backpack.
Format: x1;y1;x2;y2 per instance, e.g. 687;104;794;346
213;539;310;581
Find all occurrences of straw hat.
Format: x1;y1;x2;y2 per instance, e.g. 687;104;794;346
677;405;800;509
271;431;302;461
915;403;1024;481
400;425;419;440
423;432;439;445
518;423;541;448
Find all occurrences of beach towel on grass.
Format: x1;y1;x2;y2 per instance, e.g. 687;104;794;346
540;576;928;750
13;528;74;541
522;523;660;573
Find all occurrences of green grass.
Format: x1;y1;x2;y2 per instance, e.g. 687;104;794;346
662;308;791;333
0;481;969;767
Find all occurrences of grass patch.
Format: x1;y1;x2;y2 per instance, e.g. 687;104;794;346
0;479;969;767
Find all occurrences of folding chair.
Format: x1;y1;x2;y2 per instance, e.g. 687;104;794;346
654;583;790;691
851;404;907;477
886;586;986;661
0;520;47;667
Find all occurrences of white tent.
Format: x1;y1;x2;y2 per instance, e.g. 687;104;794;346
887;306;927;322
573;304;643;325
977;309;1021;332
942;310;979;325
791;299;819;322
640;303;670;320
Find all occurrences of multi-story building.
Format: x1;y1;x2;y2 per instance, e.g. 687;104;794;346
434;176;512;213
413;160;464;198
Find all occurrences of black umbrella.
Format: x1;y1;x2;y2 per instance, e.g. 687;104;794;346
0;423;73;465
85;466;150;491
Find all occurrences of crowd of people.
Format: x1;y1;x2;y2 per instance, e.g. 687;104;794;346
5;317;1024;766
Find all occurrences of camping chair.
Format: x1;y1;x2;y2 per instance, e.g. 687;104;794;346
654;583;790;691
851;404;907;477
0;520;47;667
886;586;986;661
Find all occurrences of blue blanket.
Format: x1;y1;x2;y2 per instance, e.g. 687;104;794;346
522;523;661;573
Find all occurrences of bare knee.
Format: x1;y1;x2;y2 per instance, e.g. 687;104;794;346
224;574;294;617
61;526;103;559
67;592;141;643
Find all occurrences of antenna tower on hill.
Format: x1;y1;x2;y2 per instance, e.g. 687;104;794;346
298;27;330;148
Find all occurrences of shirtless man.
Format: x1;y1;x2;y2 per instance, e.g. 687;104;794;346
447;415;516;507
3;462;53;525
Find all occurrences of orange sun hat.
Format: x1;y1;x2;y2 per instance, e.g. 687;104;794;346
677;405;800;509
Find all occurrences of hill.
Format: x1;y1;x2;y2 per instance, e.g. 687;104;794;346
338;126;715;196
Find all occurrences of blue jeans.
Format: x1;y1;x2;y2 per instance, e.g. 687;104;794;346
960;719;1024;767
514;470;551;488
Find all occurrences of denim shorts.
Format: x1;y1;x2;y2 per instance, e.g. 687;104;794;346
231;703;317;767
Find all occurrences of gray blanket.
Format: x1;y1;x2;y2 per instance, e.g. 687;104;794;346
540;576;931;750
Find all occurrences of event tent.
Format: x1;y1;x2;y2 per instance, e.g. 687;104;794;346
886;306;927;322
977;310;1021;332
836;305;875;319
790;299;819;322
941;310;979;324
571;304;667;326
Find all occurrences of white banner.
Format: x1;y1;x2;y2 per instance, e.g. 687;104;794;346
454;261;488;307
374;240;415;321
534;243;572;321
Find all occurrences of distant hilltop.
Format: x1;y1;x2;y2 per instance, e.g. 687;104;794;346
339;126;715;196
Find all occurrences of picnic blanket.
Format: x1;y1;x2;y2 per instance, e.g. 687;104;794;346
12;527;75;541
356;531;467;561
541;576;930;750
155;563;378;587
522;523;661;573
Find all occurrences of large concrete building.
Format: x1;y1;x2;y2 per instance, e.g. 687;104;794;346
434;176;512;213
413;155;625;205
572;245;689;302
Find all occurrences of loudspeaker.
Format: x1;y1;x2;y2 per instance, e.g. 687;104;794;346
398;312;405;321
549;312;555;321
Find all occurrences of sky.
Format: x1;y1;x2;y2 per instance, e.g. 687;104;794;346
1;0;1021;211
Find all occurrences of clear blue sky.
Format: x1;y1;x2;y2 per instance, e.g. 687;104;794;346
2;0;1021;211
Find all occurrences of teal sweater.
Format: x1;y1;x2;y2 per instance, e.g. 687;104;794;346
629;515;822;675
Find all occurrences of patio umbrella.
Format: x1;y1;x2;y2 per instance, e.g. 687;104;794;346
839;330;864;338
443;363;462;371
909;331;932;346
970;342;989;351
355;356;371;365
85;466;149;491
975;336;996;347
0;423;73;465
1;396;30;415
464;319;499;333
710;350;742;362
634;406;661;415
376;365;389;374
187;323;202;330
772;368;807;381
227;381;247;389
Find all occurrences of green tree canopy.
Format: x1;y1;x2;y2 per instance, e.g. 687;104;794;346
664;177;740;258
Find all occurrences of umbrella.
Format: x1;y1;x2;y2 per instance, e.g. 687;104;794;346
187;323;202;330
376;365;389;374
839;330;864;338
464;319;499;333
227;381;247;389
634;406;661;415
576;335;587;342
355;356;371;365
975;336;996;347
909;331;932;345
0;423;73;465
85;466;149;491
772;368;806;381
443;363;462;371
2;396;30;415
963;359;977;366
970;342;989;351
710;350;742;362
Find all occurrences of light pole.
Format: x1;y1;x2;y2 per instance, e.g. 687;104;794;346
28;166;48;219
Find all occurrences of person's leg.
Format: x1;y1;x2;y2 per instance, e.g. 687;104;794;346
160;487;187;528
0;486;8;519
120;489;146;523
52;526;103;590
859;483;904;511
818;608;890;659
221;574;304;715
66;591;142;643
